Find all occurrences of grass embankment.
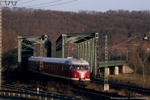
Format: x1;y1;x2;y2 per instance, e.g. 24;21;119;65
109;73;150;88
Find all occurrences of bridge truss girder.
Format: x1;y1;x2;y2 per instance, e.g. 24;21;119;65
56;33;99;76
18;35;51;73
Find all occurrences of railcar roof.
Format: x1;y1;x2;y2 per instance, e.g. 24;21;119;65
28;57;89;65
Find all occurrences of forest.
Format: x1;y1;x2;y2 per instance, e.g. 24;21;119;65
2;7;150;75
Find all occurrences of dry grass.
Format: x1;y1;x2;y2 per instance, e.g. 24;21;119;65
109;74;150;88
86;82;103;91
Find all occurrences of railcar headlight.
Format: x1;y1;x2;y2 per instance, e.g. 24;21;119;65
87;74;89;77
74;74;77;77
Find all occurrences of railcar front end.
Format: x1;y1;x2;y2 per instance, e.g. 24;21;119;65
70;62;91;86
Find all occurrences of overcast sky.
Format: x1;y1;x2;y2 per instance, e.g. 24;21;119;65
7;0;150;12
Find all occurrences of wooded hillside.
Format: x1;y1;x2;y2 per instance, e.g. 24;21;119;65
2;7;150;55
2;7;150;75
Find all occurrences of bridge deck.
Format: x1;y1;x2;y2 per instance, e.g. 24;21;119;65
98;60;126;68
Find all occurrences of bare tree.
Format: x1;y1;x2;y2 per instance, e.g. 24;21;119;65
128;41;150;78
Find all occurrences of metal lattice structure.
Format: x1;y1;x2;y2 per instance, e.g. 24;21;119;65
56;33;99;76
104;35;108;84
18;35;51;73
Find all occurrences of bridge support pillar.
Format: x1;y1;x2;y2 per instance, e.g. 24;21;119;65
122;64;133;74
105;68;110;75
122;65;126;73
104;84;109;91
114;66;119;75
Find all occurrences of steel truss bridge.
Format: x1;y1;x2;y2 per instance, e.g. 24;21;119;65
18;33;126;76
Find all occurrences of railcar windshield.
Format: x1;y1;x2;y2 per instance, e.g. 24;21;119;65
70;65;90;70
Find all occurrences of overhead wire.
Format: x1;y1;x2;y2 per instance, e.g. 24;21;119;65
17;0;37;5
25;0;78;9
110;36;138;48
40;0;78;8
25;0;63;7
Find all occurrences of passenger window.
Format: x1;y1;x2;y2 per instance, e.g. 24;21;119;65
70;65;75;70
62;66;63;71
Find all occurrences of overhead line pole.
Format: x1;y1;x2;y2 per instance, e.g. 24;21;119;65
104;35;109;91
0;0;17;90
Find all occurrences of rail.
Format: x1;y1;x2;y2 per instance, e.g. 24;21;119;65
0;85;81;100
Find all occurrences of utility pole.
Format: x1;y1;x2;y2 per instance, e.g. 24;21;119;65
104;35;109;91
40;40;44;71
0;1;17;90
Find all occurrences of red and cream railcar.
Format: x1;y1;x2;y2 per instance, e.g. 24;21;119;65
28;57;90;86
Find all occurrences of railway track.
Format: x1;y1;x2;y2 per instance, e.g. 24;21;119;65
2;83;128;100
71;86;127;100
3;77;149;100
92;78;150;96
2;84;81;100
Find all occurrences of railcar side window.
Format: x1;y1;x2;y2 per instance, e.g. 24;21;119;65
61;65;64;71
70;65;74;70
